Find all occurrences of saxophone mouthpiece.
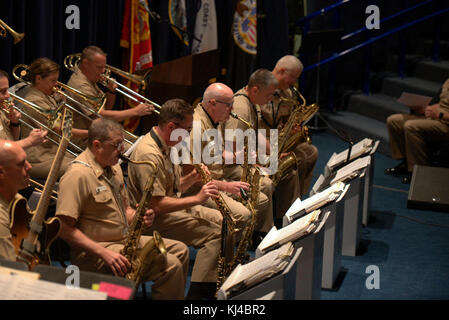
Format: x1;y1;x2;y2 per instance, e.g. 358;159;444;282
230;112;238;119
119;153;130;162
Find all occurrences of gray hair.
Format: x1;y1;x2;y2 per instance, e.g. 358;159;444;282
88;118;123;148
248;68;278;89
275;55;304;73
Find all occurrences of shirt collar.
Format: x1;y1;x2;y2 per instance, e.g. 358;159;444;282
83;148;119;179
198;103;219;128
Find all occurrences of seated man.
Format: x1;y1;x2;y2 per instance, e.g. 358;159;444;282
385;78;449;183
0;140;32;261
126;99;223;300
56;118;189;300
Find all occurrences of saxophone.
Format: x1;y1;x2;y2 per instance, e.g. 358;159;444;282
230;112;261;207
119;155;167;285
271;88;319;186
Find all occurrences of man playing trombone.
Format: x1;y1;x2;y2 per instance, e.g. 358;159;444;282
0;70;48;149
66;46;154;148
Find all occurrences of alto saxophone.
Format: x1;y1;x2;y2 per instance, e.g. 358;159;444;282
119;154;167;285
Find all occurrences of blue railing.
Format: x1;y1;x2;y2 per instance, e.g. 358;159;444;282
296;0;448;110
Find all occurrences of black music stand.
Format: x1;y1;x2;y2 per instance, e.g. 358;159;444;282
300;28;344;130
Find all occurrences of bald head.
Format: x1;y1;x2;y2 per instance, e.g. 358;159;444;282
0;140;22;166
202;83;234;123
202;83;234;105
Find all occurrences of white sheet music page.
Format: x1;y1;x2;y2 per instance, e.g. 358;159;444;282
259;210;321;254
328;138;373;169
219;242;294;298
331;155;371;185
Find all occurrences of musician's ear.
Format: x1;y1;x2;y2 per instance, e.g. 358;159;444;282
91;139;102;151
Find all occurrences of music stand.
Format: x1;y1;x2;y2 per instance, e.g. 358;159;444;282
300;28;344;130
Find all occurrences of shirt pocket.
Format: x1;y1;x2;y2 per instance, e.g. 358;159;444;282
93;189;114;204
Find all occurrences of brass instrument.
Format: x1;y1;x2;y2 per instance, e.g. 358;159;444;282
271;88;319;186
119;154;167;285
5;94;83;156
13;63;138;145
0;19;24;44
64;53;161;114
230;112;261;206
29;178;58;202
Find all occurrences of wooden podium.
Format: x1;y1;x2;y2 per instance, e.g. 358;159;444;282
140;49;220;133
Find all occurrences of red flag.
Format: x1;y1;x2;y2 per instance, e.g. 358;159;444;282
120;0;153;133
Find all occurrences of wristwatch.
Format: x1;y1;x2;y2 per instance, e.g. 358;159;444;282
10;122;20;127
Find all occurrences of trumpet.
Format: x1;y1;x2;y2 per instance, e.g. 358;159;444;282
5;94;82;156
64;53;161;114
0;19;24;44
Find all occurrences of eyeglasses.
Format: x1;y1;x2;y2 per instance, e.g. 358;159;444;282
103;140;125;150
173;122;193;132
215;100;233;108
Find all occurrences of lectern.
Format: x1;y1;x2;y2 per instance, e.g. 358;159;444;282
141;49;220;133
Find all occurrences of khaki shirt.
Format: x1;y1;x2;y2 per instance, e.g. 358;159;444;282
0;112;14;141
258;88;295;131
127;128;182;206
56;148;129;251
191;104;224;180
225;87;259;131
0;194;21;261
16;86;72;168
67;67;103;148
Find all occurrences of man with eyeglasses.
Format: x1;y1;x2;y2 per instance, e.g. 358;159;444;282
258;55;318;219
127;99;223;300
56;118;189;299
183;83;272;245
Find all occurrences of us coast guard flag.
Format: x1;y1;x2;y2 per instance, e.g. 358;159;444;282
191;0;218;54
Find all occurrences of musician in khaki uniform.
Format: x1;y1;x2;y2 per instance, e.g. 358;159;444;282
0;140;32;261
127;99;223;300
56;118;189;300
223;69;298;227
259;55;319;201
385;78;449;183
0;70;47;150
189;82;273;237
16;58;76;179
66;46;154;148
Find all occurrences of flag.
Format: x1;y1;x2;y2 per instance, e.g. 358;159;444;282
225;0;257;91
120;0;153;133
191;0;218;55
168;0;189;47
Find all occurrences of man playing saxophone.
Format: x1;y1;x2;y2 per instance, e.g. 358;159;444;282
126;99;223;300
259;55;318;201
56;118;189;300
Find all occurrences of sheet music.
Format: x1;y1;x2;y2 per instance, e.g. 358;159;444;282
258;210;321;254
327;138;373;170
219;242;294;299
330;155;371;185
285;182;346;222
0;273;107;300
0;266;40;280
397;92;432;108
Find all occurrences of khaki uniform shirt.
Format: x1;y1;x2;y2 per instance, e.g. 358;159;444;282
56;148;129;261
17;86;74;176
0;194;21;261
439;79;449;125
0;112;14;141
127;128;182;206
67;67;103;148
191;103;224;180
258;88;295;132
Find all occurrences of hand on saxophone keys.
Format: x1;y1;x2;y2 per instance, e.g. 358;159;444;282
98;248;131;277
196;181;220;204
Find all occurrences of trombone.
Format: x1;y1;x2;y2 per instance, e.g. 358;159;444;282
64;53;161;114
0;19;24;44
12;63;138;145
1;97;81;157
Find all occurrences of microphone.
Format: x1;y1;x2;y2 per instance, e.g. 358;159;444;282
139;0;161;22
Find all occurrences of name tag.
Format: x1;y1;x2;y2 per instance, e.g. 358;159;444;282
96;185;107;193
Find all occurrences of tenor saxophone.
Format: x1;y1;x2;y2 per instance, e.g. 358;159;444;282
119;155;167;285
